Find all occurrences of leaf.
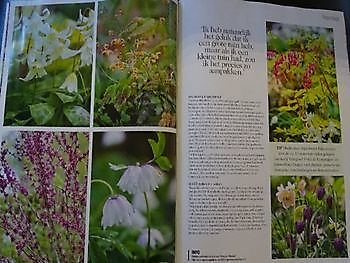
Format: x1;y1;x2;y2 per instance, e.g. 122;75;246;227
278;105;298;112
294;205;306;222
268;34;288;52
113;239;133;259
120;111;130;124
55;92;76;103
148;139;159;158
29;103;55;125
156;132;165;157
155;156;172;171
130;18;156;37
64;106;90;126
148;132;166;159
108;163;127;172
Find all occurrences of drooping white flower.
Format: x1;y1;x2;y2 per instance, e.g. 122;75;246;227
19;64;47;81
79;36;93;67
132;191;159;212
137;228;165;248
59;72;78;93
322;121;340;138
22;9;52;41
76;9;94;67
117;164;163;194
101;195;134;229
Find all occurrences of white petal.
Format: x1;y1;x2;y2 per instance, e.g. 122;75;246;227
59;73;78;93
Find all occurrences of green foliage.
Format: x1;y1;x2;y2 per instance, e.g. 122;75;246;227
267;23;341;143
94;0;176;127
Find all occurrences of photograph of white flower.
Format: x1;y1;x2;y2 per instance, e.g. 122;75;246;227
88;131;176;262
3;3;94;126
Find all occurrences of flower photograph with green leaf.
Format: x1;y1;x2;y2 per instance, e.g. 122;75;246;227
88;132;176;262
267;22;341;143
4;3;94;126
271;176;347;259
94;0;176;127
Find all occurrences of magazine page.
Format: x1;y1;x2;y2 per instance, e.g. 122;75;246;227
0;0;177;262
178;0;350;262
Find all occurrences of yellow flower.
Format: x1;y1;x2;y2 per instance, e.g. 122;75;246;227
110;62;126;71
276;182;295;209
110;38;125;50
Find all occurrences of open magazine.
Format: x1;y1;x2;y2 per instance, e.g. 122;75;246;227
0;0;349;262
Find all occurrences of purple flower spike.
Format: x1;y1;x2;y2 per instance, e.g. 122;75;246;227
333;237;344;252
295;220;305;234
303;206;313;221
286;234;296;255
316;215;323;226
101;195;134;229
310;233;318;246
327;195;333;209
317;186;326;200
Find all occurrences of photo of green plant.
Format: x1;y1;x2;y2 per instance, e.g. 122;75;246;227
0;131;89;262
267;22;341;143
94;0;176;127
271;176;347;259
88;131;176;262
4;3;94;126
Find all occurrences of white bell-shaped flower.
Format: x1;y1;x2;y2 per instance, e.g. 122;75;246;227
117;164;163;194
101;195;134;229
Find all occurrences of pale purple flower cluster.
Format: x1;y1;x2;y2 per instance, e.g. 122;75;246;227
0;131;88;262
101;162;166;249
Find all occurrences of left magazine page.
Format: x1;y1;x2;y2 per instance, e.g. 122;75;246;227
0;0;177;262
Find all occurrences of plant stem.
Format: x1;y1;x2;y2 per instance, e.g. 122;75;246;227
144;192;151;263
91;179;114;195
77;70;88;99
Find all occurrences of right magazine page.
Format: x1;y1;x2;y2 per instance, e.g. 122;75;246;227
178;0;350;262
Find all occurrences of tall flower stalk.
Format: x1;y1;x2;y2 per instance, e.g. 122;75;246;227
0;131;89;262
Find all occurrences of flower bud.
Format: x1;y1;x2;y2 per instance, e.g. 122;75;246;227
333;237;344;252
303;206;313;221
316;215;323;226
295;220;305;234
317;186;325;200
326;195;333;209
310;232;318;246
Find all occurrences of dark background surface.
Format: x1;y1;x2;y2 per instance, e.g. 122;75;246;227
0;0;349;61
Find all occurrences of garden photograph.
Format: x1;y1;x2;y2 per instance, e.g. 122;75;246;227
267;22;341;143
4;3;94;126
94;0;177;127
0;131;89;262
271;176;347;259
88;131;176;262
